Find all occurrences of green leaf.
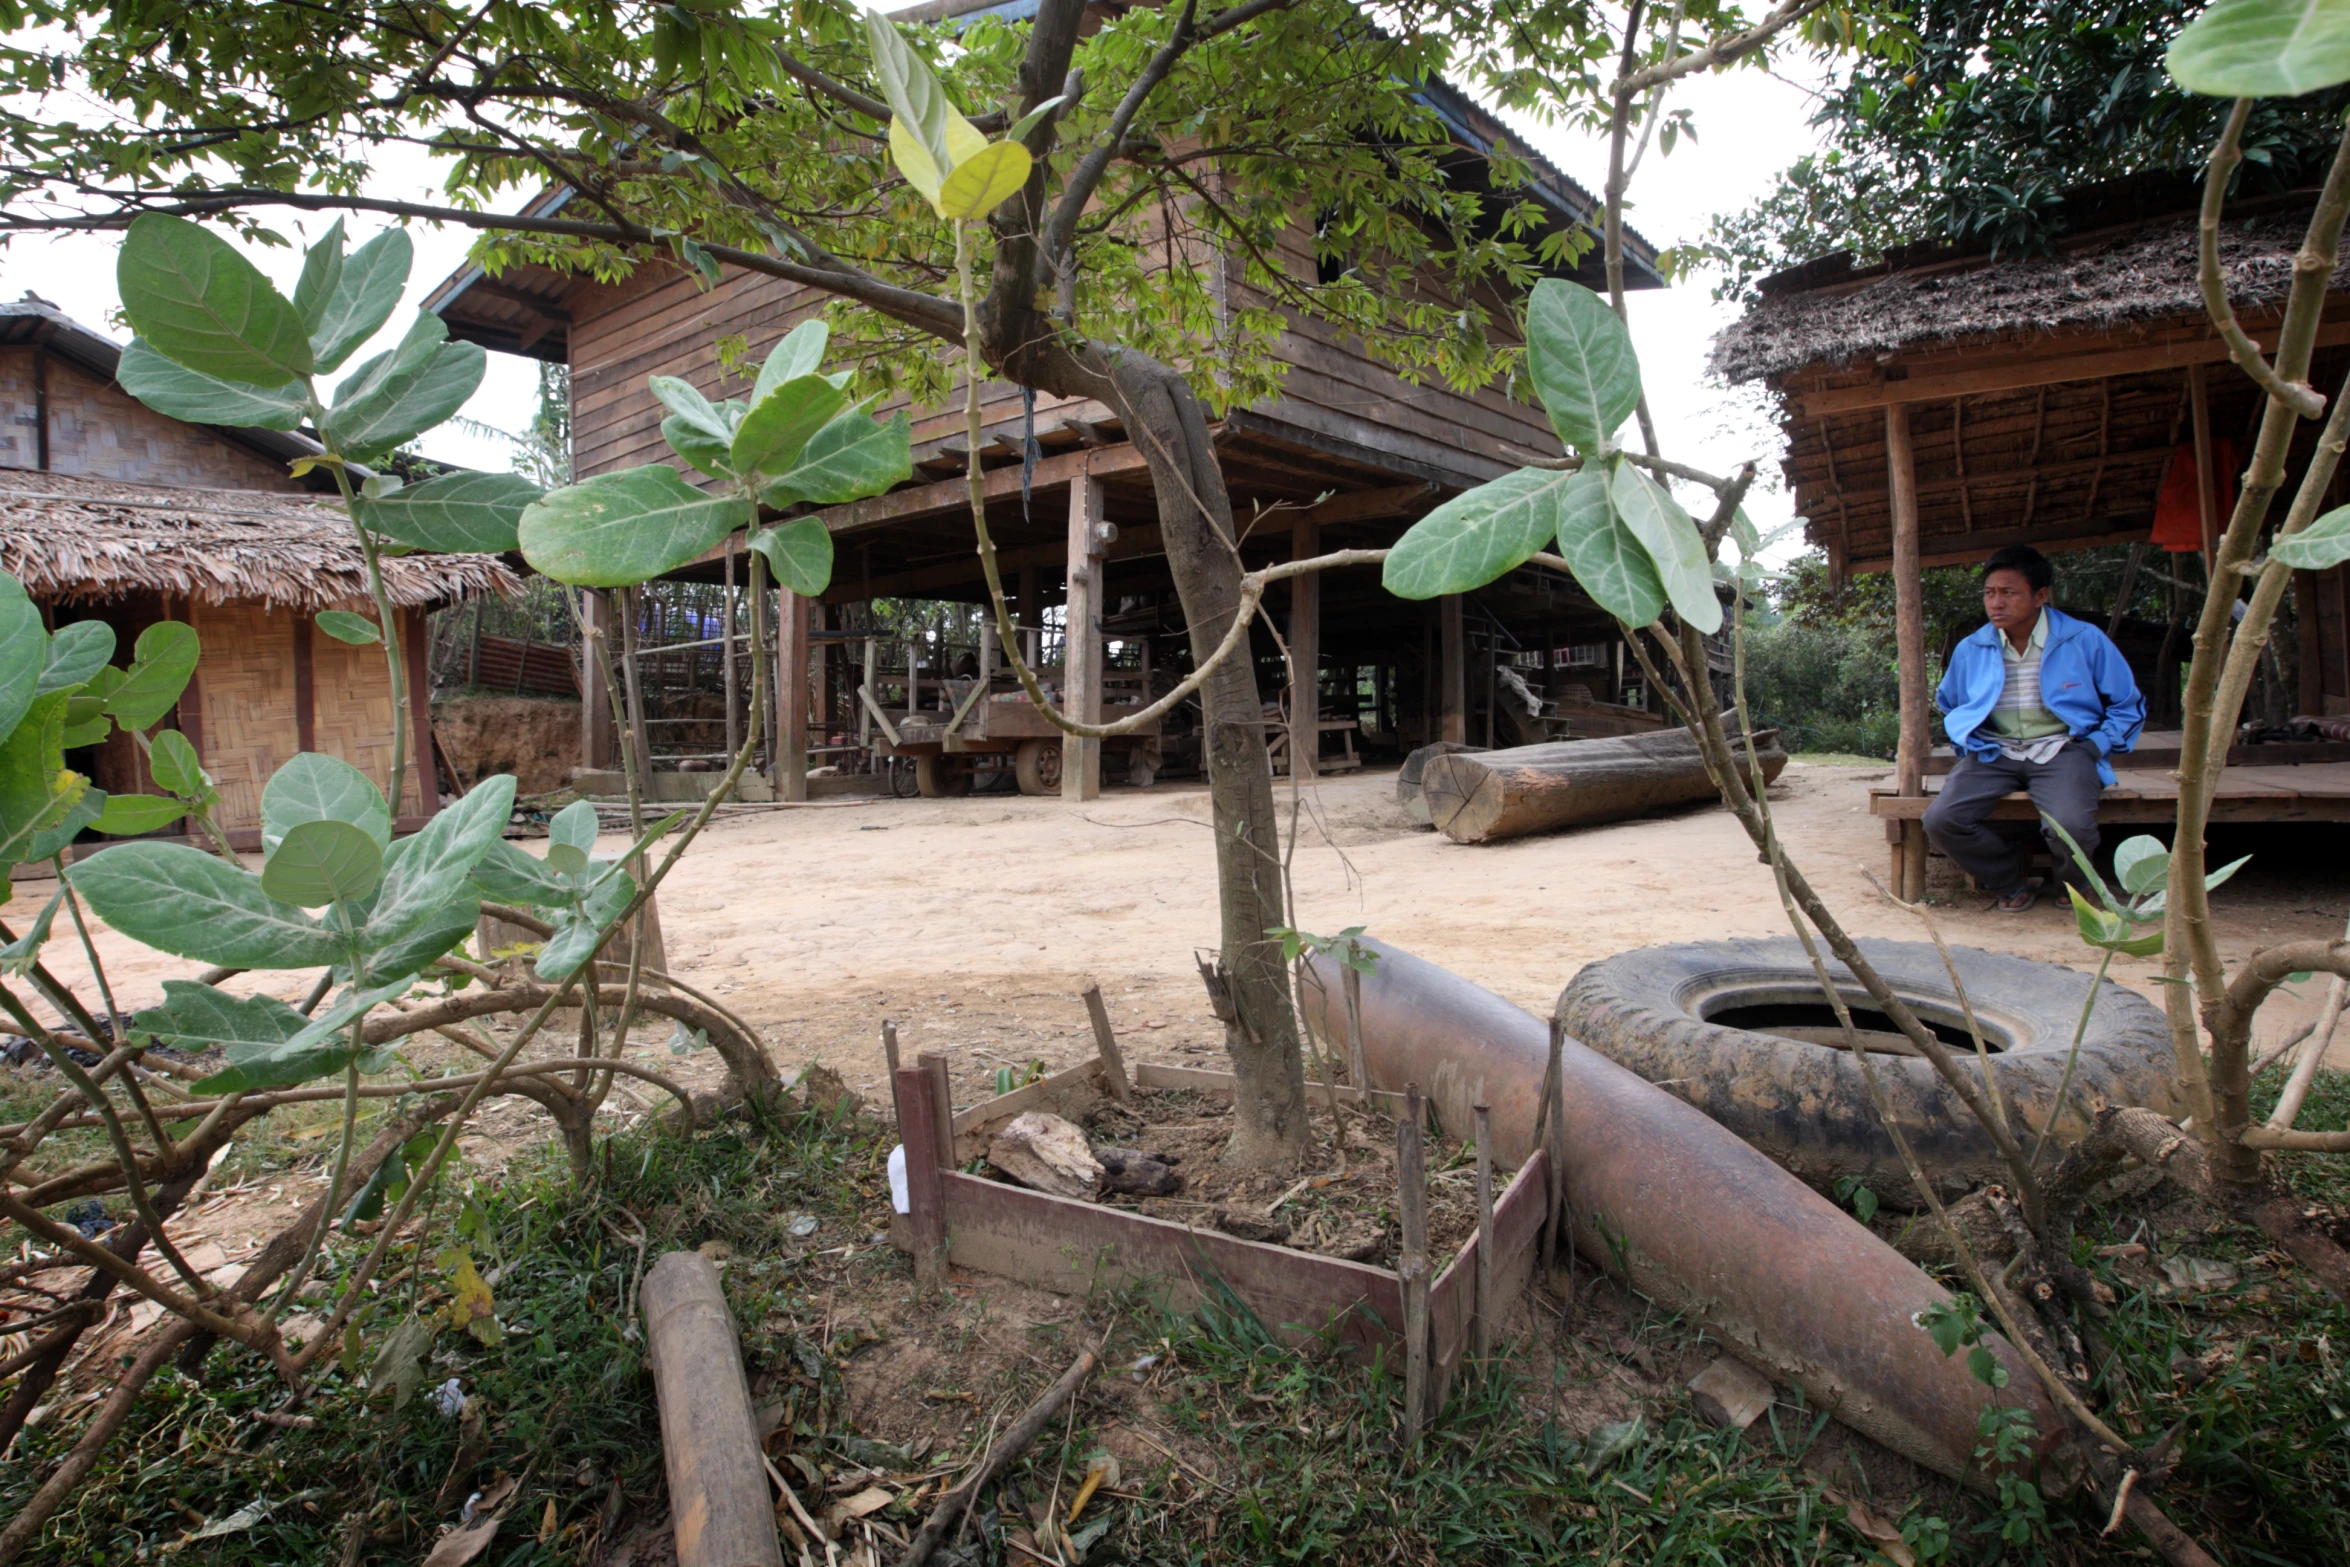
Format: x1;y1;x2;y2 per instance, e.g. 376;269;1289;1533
299;225;412;374
356;470;538;554
752;319;830;406
1551;467;1668;626
314;610;381;645
518;465;753;587
548;798;600;856
328;309;444;412
0;885;63;976
1607;462;1722;634
2165;0;2350;98
2065;883;2131;950
262;751;393;853
116;213;312;387
0;692;86;865
2204;853;2252;894
0;573;48;747
1005;93;1069;144
191;978;412;1093
137;978;307;1060
1524;278;1641;453
750;518;835;597
359;893;478;982
24;781;100;865
2042;813;2122;913
323;335;485;459
103;621;199;731
2113;835;2170;898
60;695;110;752
148;728;206;799
1382;466;1577;600
649;375;731;446
67;842;344;969
90;793;188;836
864;9;954;192
467;836;571;907
731;375;848;478
2272;504;2350;571
2112;930;2168;958
938;138;1032;219
662;415;736;480
114;340;308;431
361;774;516;951
36;620;114;697
262;818;386;906
543;842;589;877
535;913;602;981
759;411;912;508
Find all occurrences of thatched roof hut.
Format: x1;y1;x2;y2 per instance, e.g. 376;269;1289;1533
1715;185;2350;897
1;301;519;848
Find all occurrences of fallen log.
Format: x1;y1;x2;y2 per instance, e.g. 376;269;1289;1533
1419;725;1787;844
1396;741;1485;826
641;1251;785;1567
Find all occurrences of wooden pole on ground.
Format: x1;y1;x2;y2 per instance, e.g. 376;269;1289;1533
640;1251;786;1567
722;537;740;764
777;588;810;801
1063;473;1105;801
1887;402;1929;901
1439;596;1466;745
1289;513;1320;780
1397;1081;1430;1445
1473;1103;1494;1368
1079;982;1133;1104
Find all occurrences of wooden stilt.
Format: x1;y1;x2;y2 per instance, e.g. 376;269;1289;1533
1439;595;1466;745
722;537;740;765
1289;514;1320;780
2190;361;2221;573
1887;403;1929;901
582;589;615;771
1063;473;1105;801
777;588;810;801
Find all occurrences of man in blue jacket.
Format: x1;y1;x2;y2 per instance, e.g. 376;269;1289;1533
1923;544;2146;912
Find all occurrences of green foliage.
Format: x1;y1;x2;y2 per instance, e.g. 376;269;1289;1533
294;220;413;374
0;572;46;746
112;340;309;430
1608;462;1721;635
1548;467;1669;626
66;842;348;970
518;465;754;587
1739;616;1900;757
1523;278;1640;452
356;470;540;554
313;610;381;645
1381;467;1580;601
101;621;200;730
115;213;314;386
260;818;386;906
2045;817;2247;955
37;619;115;695
320;312;486;461
2274;504;2350;571
263;750;393;853
751;517;835;599
2166;0;2350;97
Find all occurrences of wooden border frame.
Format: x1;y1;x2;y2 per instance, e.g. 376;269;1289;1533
893;1053;1546;1411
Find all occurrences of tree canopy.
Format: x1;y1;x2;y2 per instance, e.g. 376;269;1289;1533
1704;0;2350;297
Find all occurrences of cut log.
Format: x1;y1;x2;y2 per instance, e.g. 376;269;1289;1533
1397;741;1486;825
640;1251;786;1567
1420;726;1787;844
986;1112;1102;1198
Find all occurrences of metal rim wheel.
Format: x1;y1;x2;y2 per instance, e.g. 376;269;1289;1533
1013;738;1063;796
914;754;971;798
1557;937;2180;1194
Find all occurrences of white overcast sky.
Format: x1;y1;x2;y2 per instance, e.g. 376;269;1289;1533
0;32;1834;542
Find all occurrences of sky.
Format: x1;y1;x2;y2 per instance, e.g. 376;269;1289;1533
0;27;1836;543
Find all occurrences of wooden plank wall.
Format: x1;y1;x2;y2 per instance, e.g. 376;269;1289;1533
2302;565;2350;717
0;349;301;490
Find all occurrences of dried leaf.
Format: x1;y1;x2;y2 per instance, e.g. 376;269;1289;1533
421;1516;500;1567
368;1315;432;1411
1823;1486;1915;1567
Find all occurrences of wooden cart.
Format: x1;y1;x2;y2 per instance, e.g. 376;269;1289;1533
870;670;1162;795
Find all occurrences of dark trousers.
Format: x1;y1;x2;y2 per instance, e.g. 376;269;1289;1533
1922;741;2105;895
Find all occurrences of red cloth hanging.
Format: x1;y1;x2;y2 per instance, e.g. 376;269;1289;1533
2151;439;2237;553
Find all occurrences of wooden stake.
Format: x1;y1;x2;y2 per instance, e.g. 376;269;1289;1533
1397;1081;1429;1446
896;1059;949;1289
1079;983;1133;1104
1473;1103;1495;1368
1343;963;1368;1090
1887;402;1929;901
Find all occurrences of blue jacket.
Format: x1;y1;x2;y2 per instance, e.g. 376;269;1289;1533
1936;607;2146;786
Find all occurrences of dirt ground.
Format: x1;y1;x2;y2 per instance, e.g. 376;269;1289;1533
40;757;2350;1124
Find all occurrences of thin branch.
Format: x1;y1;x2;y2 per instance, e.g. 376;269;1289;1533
2198;99;2327;420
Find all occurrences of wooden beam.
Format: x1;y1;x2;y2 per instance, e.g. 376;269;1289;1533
406;607;438;817
812;445;1150;536
2189;361;2220;571
1841;523;2159;576
1788;315;2350;417
1289;513;1321;781
1062;474;1105;801
776;589;810;802
1888;404;1929;900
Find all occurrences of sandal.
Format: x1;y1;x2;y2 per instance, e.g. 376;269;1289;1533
1993;884;2040;914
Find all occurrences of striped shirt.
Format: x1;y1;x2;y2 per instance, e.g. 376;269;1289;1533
1988;612;2069;755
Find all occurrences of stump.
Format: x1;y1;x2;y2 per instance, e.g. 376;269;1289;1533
1419;727;1786;844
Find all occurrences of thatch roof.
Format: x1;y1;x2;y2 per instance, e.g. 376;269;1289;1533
0;471;519;610
1712;206;2350;385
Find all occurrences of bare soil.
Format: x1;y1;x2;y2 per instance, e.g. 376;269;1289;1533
433;693;583;796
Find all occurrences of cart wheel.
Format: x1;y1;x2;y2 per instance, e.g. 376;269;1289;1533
1013;738;1063;796
914;755;971;798
888;757;922;798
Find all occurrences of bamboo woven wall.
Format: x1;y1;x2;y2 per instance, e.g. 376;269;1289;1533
189;600;300;832
310;610;421;817
0;349;300;491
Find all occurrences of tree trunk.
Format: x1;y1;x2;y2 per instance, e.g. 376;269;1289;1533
1107;357;1308;1166
1420;727;1787;844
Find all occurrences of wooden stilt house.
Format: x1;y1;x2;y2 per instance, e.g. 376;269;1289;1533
427;20;1665;803
0;299;519;847
1712;180;2350;895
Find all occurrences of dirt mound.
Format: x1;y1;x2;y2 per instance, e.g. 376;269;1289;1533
434;694;579;796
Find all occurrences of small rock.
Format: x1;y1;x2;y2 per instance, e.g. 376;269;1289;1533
1094;1145;1182;1196
799;1064;864;1122
1686;1356;1776;1430
987;1112;1102;1199
1212;1207;1291;1244
786;1213;819;1238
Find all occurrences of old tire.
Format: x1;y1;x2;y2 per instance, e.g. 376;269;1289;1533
1014;738;1062;796
1557;937;2180;1194
914;755;970;798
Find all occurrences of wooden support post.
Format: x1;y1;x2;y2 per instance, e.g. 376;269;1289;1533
1472;1103;1494;1368
639;1252;786;1567
1439;595;1466;744
2190;361;2221;572
1397;1081;1430;1446
1887;403;1929;902
777;588;810;801
1017;561;1041;667
405;607;438;816
722;537;740;763
582;589;615;771
1289;514;1321;780
1063;473;1105;801
621;589;655;788
1079;982;1134;1104
293;614;316;754
860;634;877;747
896;1056;951;1288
